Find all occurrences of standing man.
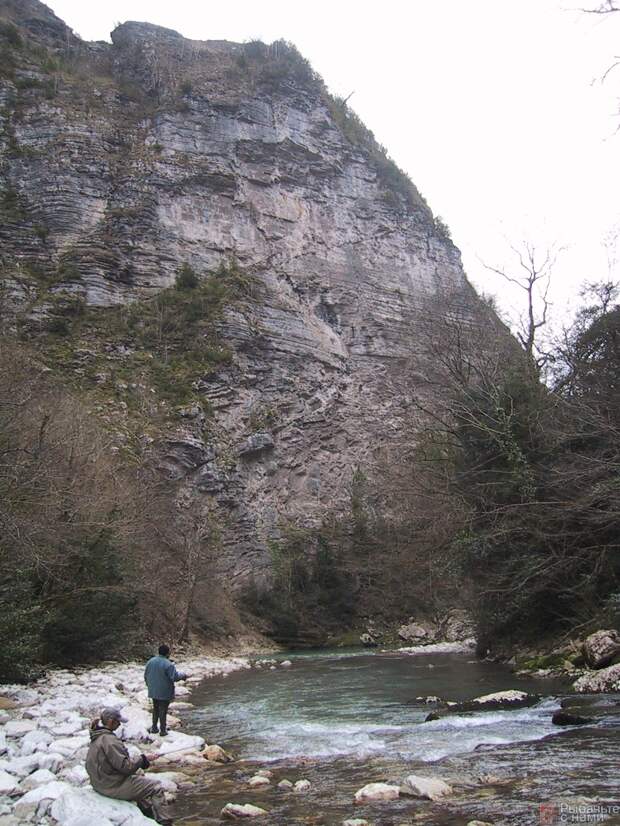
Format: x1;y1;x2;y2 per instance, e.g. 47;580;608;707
144;644;188;736
86;707;173;825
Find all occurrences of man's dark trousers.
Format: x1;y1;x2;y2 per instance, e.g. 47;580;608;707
152;699;170;734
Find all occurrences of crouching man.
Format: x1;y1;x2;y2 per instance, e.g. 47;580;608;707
86;707;173;826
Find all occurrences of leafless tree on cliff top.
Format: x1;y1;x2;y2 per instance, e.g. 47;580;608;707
482;241;563;376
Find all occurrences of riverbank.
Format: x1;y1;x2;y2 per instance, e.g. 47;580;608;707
0;651;274;824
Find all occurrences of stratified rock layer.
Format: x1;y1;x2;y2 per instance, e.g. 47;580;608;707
0;3;476;589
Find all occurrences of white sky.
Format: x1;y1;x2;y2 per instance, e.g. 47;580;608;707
44;0;620;329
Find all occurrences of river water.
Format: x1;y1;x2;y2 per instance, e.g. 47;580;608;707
175;648;620;826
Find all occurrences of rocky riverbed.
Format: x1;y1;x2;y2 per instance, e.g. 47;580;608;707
1;633;620;825
0;654;254;825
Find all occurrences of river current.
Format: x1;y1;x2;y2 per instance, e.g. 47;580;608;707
175;648;620;826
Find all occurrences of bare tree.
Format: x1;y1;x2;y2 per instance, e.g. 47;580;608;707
482;242;562;374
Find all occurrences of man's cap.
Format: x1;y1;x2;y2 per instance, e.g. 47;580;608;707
101;707;128;723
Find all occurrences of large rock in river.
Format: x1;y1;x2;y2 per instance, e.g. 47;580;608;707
582;630;620;669
573;663;620;693
425;690;539;720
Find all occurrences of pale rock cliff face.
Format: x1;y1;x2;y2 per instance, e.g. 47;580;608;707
0;2;475;588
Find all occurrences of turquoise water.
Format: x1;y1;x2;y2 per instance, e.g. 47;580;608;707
176;650;620;825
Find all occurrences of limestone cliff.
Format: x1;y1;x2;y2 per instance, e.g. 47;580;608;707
0;1;475;596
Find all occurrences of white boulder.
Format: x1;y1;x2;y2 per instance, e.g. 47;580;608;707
0;769;19;795
20;728;52;755
63;817;114;826
156;731;204;755
280;660;293;668
0;731;6;755
13;779;72;819
248;775;270;787
119;706;152;742
3;754;40;777
51;787;153;824
400;774;453;800
294;779;311;792
60;765;89;785
38;752;65;773
51;734;89;757
19;768;58;791
221;803;268;818
4;720;37;738
277;779;293;790
398;622;431;643
343;820;370;826
354;783;400;803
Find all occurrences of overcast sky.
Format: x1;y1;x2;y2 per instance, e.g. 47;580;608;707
44;0;620;330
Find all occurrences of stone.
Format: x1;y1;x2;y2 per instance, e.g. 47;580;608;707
277;779;293;790
203;744;234;763
50;787;153;823
156;731;204;756
13;780;72;819
582;630;620;669
20;728;53;755
0;770;19;795
248;775;270;787
354;783;400;803
59;764;90;785
3;754;40;777
238;433;275;457
294;779;311;792
424;690;538;721
221;803;268;818
440;609;476;642
343;821;370;826
398;623;432;643
0;698;17;710
280;660;292;668
19;768;58;791
38;752;64;773
400;774;452;801
552;711;592;726
360;634;378;647
4;720;37;738
573;664;620;693
255;769;272;778
64;817;115;826
467;822;493;826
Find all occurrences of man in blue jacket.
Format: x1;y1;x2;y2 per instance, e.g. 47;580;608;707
144;644;188;736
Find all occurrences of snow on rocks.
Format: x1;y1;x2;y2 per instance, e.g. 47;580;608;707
354;783;400;803
400;774;453;800
221;803;268;818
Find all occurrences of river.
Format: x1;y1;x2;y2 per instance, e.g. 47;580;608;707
174;648;620;825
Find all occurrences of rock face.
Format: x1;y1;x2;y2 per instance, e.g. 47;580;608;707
0;3;479;592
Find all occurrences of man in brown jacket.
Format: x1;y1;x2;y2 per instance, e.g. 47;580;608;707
85;707;173;825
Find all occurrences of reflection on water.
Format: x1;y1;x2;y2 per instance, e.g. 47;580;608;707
175;650;620;825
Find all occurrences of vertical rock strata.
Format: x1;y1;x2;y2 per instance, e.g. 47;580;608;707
0;2;475;588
